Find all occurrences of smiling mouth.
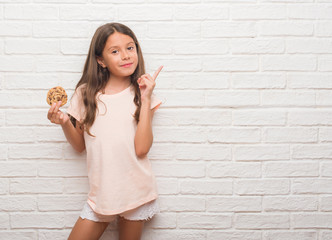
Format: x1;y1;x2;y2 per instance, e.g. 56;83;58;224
121;63;133;68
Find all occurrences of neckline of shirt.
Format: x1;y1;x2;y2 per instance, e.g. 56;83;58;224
98;84;132;97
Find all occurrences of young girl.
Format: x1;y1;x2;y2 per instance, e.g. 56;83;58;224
47;23;163;240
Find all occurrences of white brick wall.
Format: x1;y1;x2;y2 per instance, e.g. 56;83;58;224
1;0;332;239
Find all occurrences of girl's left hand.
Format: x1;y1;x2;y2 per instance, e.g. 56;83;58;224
137;66;163;101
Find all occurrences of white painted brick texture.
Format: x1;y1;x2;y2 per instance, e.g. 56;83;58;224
1;1;332;239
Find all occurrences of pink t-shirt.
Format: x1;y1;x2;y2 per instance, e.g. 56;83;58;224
66;84;162;215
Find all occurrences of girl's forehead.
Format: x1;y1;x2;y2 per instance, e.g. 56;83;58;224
105;32;134;48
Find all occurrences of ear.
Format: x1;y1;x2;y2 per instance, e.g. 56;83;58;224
96;57;106;68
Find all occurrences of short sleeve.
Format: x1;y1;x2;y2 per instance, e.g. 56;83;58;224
150;93;162;111
66;85;86;123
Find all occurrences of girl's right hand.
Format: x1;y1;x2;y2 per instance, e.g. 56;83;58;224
47;101;69;125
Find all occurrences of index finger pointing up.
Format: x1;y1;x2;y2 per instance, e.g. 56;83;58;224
152;65;163;81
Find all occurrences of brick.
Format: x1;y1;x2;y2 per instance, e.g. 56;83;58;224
145;213;177;229
5;39;59;54
152;162;205;178
317;21;332;37
292;144;332;159
10;213;64;229
156;178;179;195
233;110;286;126
174;4;228;20
263;231;316;240
293;213;332;228
235;145;290;161
0;22;31;37
6;110;51;126
261;55;316;71
38;160;87;177
118;5;172;21
260;21;313;36
287;39;332;54
293;179;332;194
175;144;231;161
289;110;332;126
0;231;37;240
0;213;9;229
33;22;90;38
158;196;205;212
9;144;63;160
0;179;9;195
321;196;332;211
147;230;206;240
0;127;35;143
162;72;230;89
208;127;261;143
146;56;202;72
10;178;63;194
208;231;261;240
202;21;256;37
39;231;70;240
263;161;318;177
205;91;260;107
207;196;261;212
178;213;232;229
263;127;317;143
317;91;332;106
174;39;228;55
321;162;332;177
203;56;258;71
36;56;85;72
35;128;66;142
263;196;317;211
231;5;286;20
5;5;58;20
0;162;37;177
4;73;59;89
149;144;174;160
320;128;332;142
261;91;316;106
319;55;332;71
0;196;36;211
288;4;332;19
180;179;232;195
64;178;89;194
60;5;115;20
233;73;285;89
0;56;34;72
36;0;87;2
235;214;289;229
155;109;231;126
235;179;290;195
148;22;200;38
140;39;173;54
231;38;284;54
288;73;332;89
38;195;86;211
154;127;207;143
207;162;261;178
60;39;92;55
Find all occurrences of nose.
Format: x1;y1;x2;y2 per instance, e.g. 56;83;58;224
121;50;130;60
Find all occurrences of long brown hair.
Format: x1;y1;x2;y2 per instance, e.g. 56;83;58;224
74;23;145;136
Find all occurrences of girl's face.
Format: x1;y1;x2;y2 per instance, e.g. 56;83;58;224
97;32;138;79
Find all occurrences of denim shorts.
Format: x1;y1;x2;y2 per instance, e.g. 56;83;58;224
80;199;160;222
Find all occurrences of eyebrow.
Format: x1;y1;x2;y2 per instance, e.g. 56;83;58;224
108;41;135;49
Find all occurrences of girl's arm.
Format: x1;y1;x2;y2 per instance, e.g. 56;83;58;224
48;101;85;153
134;66;162;159
61;117;85;153
134;99;155;158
